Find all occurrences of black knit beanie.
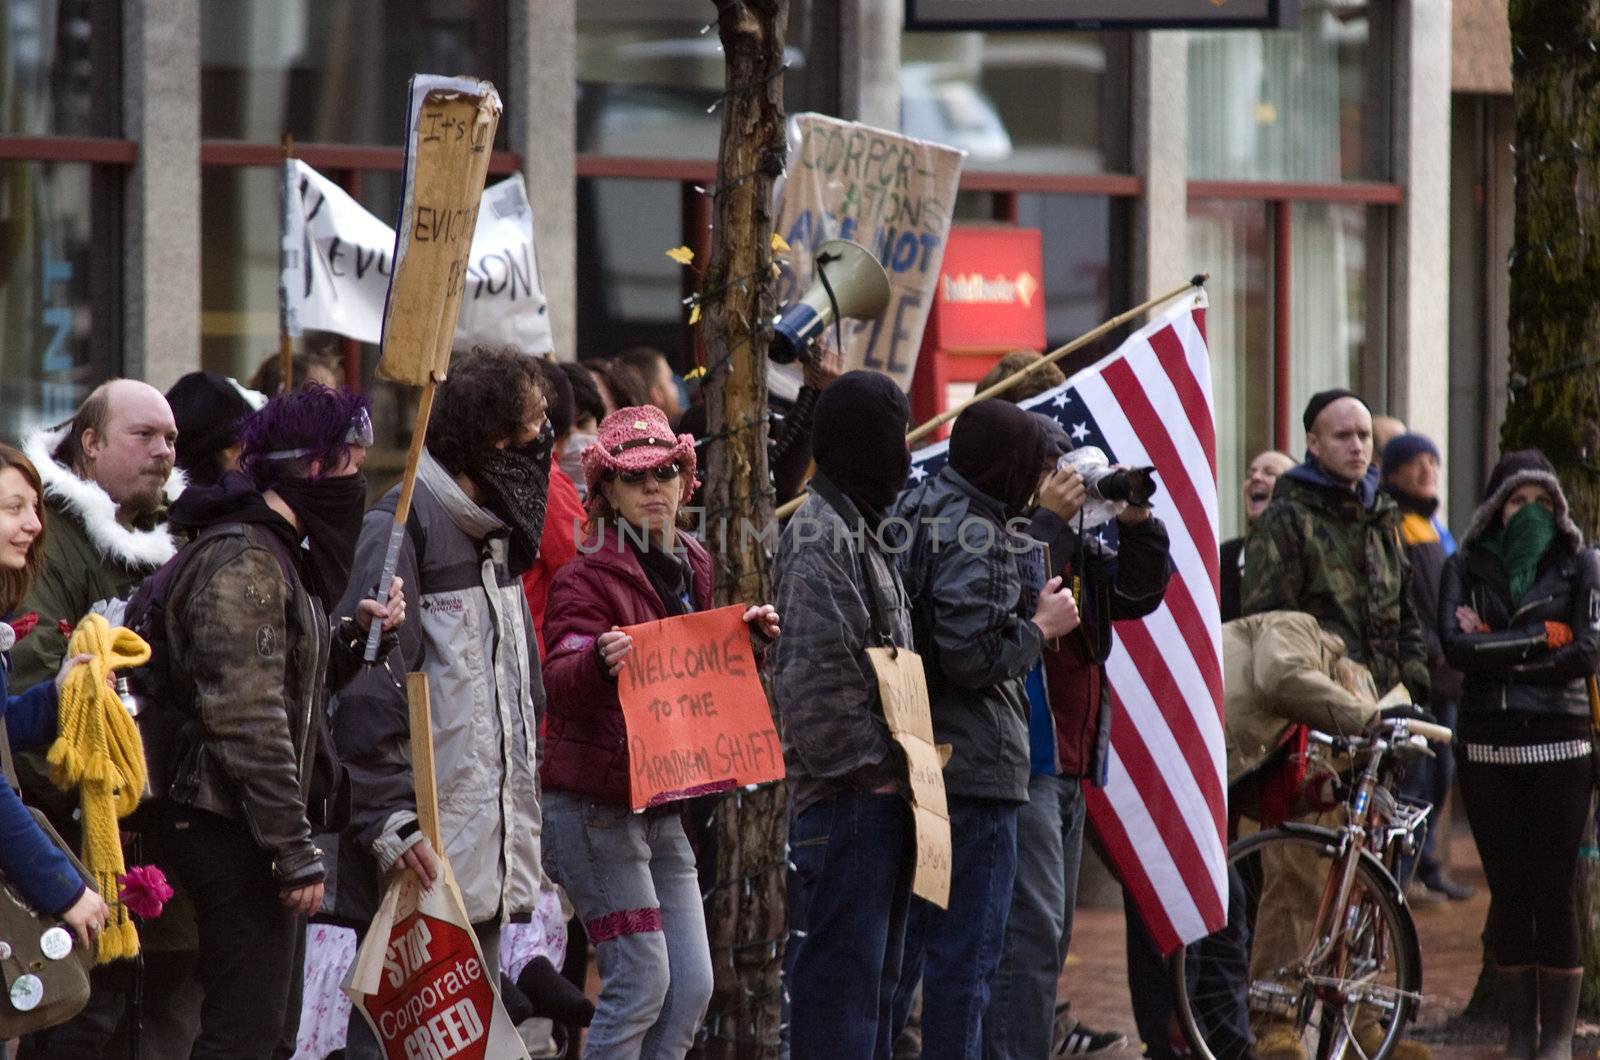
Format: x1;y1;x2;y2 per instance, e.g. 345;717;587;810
1302;388;1370;432
165;372;261;487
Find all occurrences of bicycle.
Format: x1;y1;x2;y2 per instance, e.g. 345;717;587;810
1171;714;1454;1060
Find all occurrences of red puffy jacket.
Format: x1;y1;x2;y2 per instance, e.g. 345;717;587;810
520;462;586;657
541;526;714;806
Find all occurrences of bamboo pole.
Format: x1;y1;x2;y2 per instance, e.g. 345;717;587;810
772;273;1208;520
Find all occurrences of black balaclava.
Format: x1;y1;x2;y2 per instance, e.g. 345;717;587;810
270;472;368;612
948;398;1051;517
811;370;911;526
467;421;554;574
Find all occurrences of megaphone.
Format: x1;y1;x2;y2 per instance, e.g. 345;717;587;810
770;239;892;364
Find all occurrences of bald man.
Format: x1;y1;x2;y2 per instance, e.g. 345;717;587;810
1220;450;1295;621
1371;415;1407;468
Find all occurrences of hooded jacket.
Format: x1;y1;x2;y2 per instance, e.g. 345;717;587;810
1384;486;1463;705
1241;460;1430;703
541;525;715;807
1439;461;1600;721
333;452;548;926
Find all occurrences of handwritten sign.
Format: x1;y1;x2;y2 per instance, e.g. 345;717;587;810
771;114;965;394
378;76;503;386
344;866;529;1060
866;646;952;908
617;605;785;810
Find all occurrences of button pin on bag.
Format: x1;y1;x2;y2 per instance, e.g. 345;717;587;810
0;941;11;960
10;973;43;1011
39;927;72;961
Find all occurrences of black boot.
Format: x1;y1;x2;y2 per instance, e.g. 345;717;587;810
1535;968;1582;1060
1502;966;1539;1059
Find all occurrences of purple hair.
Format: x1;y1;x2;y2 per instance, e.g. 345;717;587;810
239;383;371;488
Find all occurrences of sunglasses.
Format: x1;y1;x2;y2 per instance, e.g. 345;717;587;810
615;463;682;486
263;408;375;461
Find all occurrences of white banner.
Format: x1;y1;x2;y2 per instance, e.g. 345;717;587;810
280;159;553;354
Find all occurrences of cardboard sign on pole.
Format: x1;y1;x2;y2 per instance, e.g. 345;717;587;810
616;605;786;810
866;647;952;908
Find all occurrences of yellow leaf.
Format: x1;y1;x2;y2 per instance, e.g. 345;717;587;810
688;303;702;325
665;245;696;266
684;365;707;381
770;232;791;254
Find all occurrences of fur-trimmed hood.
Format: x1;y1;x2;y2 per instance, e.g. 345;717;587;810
22;422;186;570
1460;465;1583;554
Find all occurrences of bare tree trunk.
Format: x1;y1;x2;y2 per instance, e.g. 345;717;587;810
699;1;788;1056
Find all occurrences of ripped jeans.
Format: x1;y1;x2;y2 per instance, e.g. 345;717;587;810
542;790;714;1059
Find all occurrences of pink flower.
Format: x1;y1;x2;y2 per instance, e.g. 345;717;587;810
118;864;174;919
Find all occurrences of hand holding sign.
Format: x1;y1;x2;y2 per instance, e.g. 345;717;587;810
616;605;786;810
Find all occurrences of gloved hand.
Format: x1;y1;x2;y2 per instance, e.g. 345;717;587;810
1545;621;1574;649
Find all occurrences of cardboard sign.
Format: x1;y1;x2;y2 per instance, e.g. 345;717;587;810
280;161;552;354
617;605;786;810
378;75;503;386
866;646;952;908
771;114;966;395
344;865;528;1060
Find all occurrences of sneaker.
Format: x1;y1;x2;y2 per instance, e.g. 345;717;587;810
1052;1019;1128;1057
1418;871;1477;902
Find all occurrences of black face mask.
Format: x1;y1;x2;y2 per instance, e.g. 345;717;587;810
272;473;368;612
468;425;552;573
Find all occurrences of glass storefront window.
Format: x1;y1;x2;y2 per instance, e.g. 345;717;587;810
1289;200;1369;405
1014;194;1126;353
1188;199;1271;539
1187;0;1390;182
200;1;509;149
3;1;121;137
900;31;1129;174
0;161;119;443
578;2;815;160
574;177;690;363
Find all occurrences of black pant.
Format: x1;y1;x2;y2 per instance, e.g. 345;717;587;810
1457;748;1593;968
156;805;305;1059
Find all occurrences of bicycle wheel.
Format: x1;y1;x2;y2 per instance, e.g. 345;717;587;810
1171;826;1421;1060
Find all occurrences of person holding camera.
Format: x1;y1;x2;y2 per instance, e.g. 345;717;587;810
884;399;1081;1060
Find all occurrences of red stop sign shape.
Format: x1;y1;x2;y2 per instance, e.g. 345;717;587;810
362;911;497;1060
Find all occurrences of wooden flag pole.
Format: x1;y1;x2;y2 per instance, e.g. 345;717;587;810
407;672;442;850
771;273;1208;521
278;133;296;393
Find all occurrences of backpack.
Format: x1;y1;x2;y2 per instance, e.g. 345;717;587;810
123;523;296;806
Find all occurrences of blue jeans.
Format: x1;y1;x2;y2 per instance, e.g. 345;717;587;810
983;773;1086;1060
785;792;915;1060
542;791;713;1060
892;795;1020;1060
1398;700;1457;884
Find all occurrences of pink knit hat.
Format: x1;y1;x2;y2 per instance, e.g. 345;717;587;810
581;405;698;505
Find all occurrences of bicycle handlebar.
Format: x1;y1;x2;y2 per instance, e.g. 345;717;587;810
1405;719;1453;745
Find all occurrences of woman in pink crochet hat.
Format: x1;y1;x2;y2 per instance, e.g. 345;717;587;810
539;406;779;1058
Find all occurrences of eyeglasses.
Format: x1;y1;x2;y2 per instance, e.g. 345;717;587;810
615;463;682;486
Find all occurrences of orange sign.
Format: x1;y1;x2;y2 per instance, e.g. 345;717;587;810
617;605;786;810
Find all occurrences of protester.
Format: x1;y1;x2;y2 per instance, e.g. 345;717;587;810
1371;415;1408;468
616;346;684;422
165;371;267;488
588;358;651;414
13;380;189;1060
521;358;587;655
1241;390;1429;703
987;416;1172;1060
333;346;552;1056
1380;433;1472;903
886;399;1081;1060
0;443;108;958
1441;449;1600;1060
558;360;606;500
773;371;917;1059
541;405;780;1059
975;350;1065;403
249;350;342;395
1220;450;1294;622
142;384;401;1059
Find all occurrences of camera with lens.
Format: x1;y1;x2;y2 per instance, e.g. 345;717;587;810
1056;446;1159;527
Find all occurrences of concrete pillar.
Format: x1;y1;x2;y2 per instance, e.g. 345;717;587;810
1130;32;1188;303
839;0;901;130
1389;0;1452;462
123;0;201;390
511;0;577;360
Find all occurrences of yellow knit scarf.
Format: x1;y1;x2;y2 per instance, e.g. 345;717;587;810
46;614;151;963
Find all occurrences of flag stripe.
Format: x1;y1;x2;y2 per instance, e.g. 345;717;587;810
1149;325;1217;481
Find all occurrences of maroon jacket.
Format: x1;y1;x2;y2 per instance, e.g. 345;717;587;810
541;526;715;806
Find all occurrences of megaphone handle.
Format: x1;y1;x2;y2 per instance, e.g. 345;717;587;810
814;253;845;361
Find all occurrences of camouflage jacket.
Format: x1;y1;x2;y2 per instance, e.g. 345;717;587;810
1241;465;1430;702
772;481;913;816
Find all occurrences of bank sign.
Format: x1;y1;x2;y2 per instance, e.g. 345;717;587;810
905;0;1294;30
929;227;1046;352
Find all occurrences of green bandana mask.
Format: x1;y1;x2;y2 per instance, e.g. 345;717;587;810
1482;500;1558;601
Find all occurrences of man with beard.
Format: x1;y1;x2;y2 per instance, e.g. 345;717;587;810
333;345;551;1058
1220;450;1295;622
12;379;194;1060
142;383;402;1059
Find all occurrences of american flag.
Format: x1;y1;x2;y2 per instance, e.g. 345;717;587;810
907;292;1227;953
